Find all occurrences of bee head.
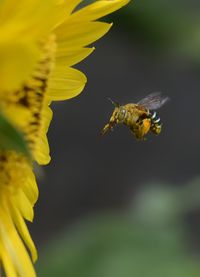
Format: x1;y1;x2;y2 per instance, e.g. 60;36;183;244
108;98;126;123
116;106;126;122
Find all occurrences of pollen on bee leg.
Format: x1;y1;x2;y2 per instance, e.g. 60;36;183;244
142;118;151;135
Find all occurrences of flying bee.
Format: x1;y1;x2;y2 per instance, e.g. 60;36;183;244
101;92;169;140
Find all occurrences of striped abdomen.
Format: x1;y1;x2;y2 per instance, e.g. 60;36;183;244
149;110;162;135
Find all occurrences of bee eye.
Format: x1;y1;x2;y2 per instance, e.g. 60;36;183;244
117;108;126;121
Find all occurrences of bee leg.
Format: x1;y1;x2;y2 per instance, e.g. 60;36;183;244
100;120;116;136
100;123;111;135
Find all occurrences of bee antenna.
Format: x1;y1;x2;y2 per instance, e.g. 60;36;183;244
107;97;120;107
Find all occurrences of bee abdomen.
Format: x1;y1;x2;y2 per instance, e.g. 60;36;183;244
148;110;160;124
149;110;162;134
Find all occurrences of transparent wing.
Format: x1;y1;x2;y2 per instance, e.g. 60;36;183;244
137;92;170;110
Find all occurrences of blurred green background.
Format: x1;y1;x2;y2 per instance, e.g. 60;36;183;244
37;181;200;277
30;0;200;276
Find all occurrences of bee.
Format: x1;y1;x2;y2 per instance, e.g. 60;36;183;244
101;92;169;140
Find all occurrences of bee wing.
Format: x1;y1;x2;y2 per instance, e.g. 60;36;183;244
137;92;170;110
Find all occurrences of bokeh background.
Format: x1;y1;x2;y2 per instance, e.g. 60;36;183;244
32;0;200;276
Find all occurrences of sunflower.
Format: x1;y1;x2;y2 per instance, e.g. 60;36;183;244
0;0;129;276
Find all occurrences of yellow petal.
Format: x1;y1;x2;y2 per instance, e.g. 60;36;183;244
33;105;52;165
34;135;51;165
0;0;60;38
54;0;83;24
70;0;130;22
56;21;112;48
22;172;39;205
56;47;95;66
0;241;17;277
10;205;37;262
0;0;60;92
13;190;34;222
42;104;53;133
47;67;87;101
0;208;36;277
0;41;39;91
